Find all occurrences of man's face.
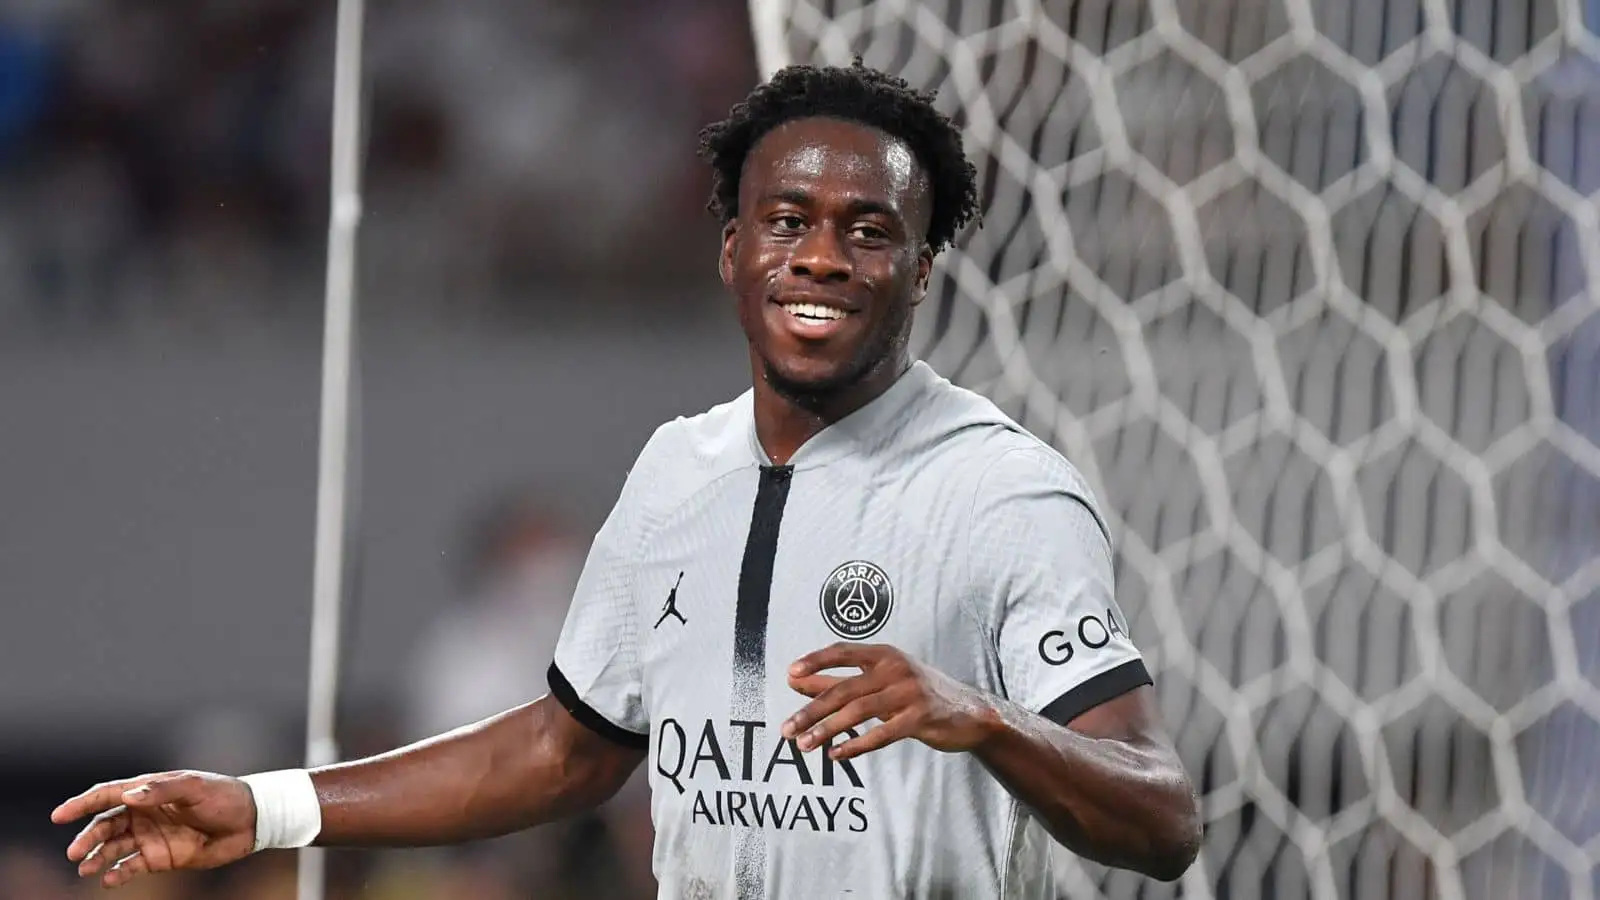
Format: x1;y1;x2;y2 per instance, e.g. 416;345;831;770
720;117;934;402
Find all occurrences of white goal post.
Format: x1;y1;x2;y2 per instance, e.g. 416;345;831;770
746;1;1600;898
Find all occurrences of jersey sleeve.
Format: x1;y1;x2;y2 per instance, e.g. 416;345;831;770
968;445;1151;726
547;427;669;749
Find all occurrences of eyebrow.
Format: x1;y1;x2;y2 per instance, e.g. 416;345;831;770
761;188;903;222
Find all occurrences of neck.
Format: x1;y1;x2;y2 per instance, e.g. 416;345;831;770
750;350;911;466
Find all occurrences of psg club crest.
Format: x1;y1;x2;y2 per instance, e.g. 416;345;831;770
819;560;894;640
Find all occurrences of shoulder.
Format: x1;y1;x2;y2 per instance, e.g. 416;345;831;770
913;379;1096;497
972;434;1099;508
635;390;751;468
889;371;1106;527
621;391;754;507
947;428;1108;546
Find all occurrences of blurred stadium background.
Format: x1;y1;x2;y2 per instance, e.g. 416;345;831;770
2;1;1597;898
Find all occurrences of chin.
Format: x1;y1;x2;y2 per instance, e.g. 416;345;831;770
763;356;861;402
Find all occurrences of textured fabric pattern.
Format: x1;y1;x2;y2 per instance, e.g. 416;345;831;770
549;422;679;737
549;362;1153;899
969;446;1144;720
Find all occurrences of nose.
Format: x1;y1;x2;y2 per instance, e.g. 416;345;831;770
789;227;851;283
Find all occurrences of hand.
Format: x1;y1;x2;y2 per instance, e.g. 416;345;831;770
51;770;259;889
782;643;1000;761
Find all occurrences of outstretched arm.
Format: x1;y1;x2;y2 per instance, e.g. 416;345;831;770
52;695;642;888
310;693;642;845
56;426;666;888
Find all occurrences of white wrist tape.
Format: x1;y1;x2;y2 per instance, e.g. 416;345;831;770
240;769;322;853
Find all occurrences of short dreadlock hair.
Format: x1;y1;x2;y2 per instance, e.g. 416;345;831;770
697;61;980;254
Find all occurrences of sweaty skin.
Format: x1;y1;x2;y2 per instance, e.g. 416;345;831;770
720;117;933;465
51;114;1199;891
727;117;1200;879
52;698;641;888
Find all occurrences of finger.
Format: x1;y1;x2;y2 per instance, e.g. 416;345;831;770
52;776;158;824
122;771;201;811
829;718;910;761
789;642;891;678
783;674;885;738
68;807;129;862
79;835;138;878
103;850;149;889
786;672;846;698
796;693;898;751
128;809;177;871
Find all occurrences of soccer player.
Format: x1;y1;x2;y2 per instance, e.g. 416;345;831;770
52;63;1201;898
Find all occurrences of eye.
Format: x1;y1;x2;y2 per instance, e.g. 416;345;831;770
851;224;890;242
771;214;806;233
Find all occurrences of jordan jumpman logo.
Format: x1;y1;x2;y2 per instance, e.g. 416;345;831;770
654;571;687;629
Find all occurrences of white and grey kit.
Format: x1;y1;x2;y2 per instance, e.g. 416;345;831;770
551;361;1151;900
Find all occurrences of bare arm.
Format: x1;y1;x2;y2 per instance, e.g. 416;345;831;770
312;694;642;846
53;695;642;888
57;428;661;888
783;646;1201;884
969;685;1201;881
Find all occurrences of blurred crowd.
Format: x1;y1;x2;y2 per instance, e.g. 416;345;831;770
1;488;658;899
0;0;757;333
0;1;762;894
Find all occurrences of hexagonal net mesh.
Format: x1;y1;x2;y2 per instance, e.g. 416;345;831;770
747;1;1600;897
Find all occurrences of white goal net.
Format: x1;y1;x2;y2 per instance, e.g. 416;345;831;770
747;1;1600;898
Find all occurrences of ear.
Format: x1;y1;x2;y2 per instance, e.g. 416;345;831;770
719;220;739;287
911;245;934;307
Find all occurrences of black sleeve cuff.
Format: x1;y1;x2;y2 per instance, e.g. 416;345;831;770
547;662;649;750
1038;659;1153;727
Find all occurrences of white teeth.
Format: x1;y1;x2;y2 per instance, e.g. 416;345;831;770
782;302;847;321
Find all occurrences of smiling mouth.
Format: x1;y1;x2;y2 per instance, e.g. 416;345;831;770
778;301;852;322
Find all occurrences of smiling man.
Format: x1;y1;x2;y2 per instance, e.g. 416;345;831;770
53;63;1201;899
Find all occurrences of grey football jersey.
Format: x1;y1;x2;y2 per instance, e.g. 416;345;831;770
549;361;1151;900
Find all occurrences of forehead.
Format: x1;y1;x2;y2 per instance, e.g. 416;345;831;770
742;117;923;207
